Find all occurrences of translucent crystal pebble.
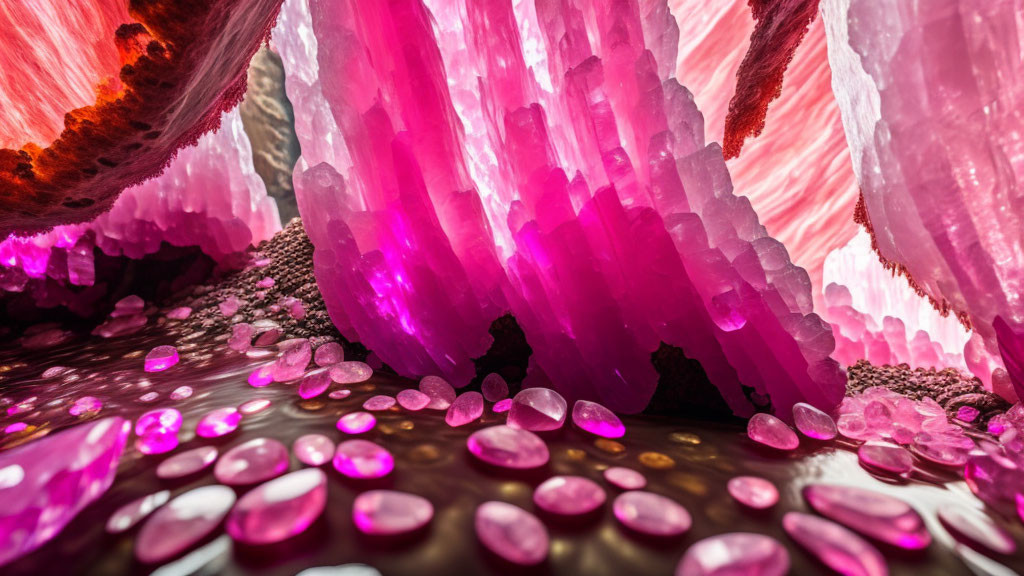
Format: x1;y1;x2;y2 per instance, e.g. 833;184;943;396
135;485;236;564
314;342;344;366
803;484;931;549
911;434;970;468
214;438;290;486
467;425;549;469
166;306;192;320
727;476;779;509
419;375;456;410
782;512;887;576
613;491;692;537
363;395;396;411
792;402;837;440
4;422;27;434
113;295;145;316
676;533;789;576
69;396;102;416
156;446;218;479
572;400;625;438
965;452;1020;507
938;507;1017;556
136;430;179;455
136;408;183;436
337;412;376;434
106;490;171;534
747;413;799;450
333;440;394;479
219;296;242;316
492;399;512;413
397;389;430;411
169;386;193;400
226;468;328;545
837;413;875;441
254;328;284;347
272;338;312;382
858;441;913;474
294;434;335;466
533;476;606;516
248;364;274;387
299;369;332;399
257;276;276;288
196;407;241;438
481;373;509;402
329;389;352;400
604;467;647;490
144;345;179;372
238;398;271;415
229;323;256;352
353;490;434;535
330;362;373;384
475;501;548;565
956;406;980;423
446;392;484;427
138;391;159;403
508;388;567;431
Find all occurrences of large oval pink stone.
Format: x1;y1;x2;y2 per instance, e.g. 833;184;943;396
508;388;567;431
727;476;779;510
475;501;548;565
144;345;179;372
156;446;218;479
314;342;344;366
214;438;290;486
135;408;182;436
571;400;625;438
676;533;789;576
337;412;376;434
352;490;434;535
467;425;549;469
938;507;1017;555
481;373;509;402
613;491;691;537
333;440;394;479
419;375;456;410
106;490;170;534
783;512;887;576
533;476;606;516
446;392;484;427
803;484;931;549
396;389;430;411
330;361;373;384
299;369;332;399
792;402;838;440
196;407;241;438
604;467;647;490
294;434;335;467
858;441;913;474
747;413;799;450
135;485;236;564
226;468;328;545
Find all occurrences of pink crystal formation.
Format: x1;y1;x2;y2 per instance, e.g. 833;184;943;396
613;491;692;537
196;407;242;438
572;400;625;438
214;438;290;486
135;485;237;564
294;434;336;466
106;490;171;535
727;476;779;510
363;395;397;411
676;533;789;576
747;413;799;450
792;402;837;440
0;417;129;567
604;467;647;491
938;507;1017;556
803;484;931;550
275;0;844;417
467;425;549;469
226;468;328;545
783;512;887;576
475;502;548;565
144;345;179;372
156;446;219;480
353;490;434;535
533;476;606;516
333;440;394;479
446;392;484;427
337;412;376;434
508;388;567;431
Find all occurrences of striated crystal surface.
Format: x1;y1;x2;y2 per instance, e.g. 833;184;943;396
226;468;328;545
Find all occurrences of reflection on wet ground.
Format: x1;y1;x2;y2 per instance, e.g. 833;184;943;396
2;324;1023;576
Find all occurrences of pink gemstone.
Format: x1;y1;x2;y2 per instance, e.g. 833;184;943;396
956;406;980;423
727;476;779;509
792;402;837;440
219;296;242;316
508;388;567;431
353;490;434;535
144;345;180;372
196;407;241;438
239;398;272;415
254;327;283;347
248;364;274;387
803;484;931;549
330;361;373;384
229;323;256;352
337;412;376;434
166;306;192;320
226;468;328;545
492;399;512;413
169;386;193;400
135;485;236;564
467;425;549;469
314;342;345;366
156;446;218;479
363;395;396;411
257;276;276;288
475;501;548;565
419;375;456;410
106;490;171;534
113;295;144;316
533;476;606;516
911;433;969;468
858;441;913;474
481;373;509;402
272;339;312;382
747;413;799;450
783;512;886;576
837;413;876;441
333;440;394;479
299;369;332;399
604;467;647;490
397;389;430;411
135;408;183;436
938;507;1017;555
965;452;1020;507
4;422;27;434
136;430;179;455
446;392;484;427
69;396;102;416
676;533;789;576
613;491;692;537
329;389;352;400
214;438;290;485
572;400;625;438
294;434;335;466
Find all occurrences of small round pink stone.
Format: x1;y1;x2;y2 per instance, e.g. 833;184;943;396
938;507;1017;555
136;430;179;455
492;398;512;413
214;437;290;486
294;434;335;466
196;407;241;438
314;342;344;366
792;402;838;440
727;476;779;510
397;389;430;411
783;512;886;576
156;446;218;479
69;396;102;416
135;485;236;564
330;361;373;384
238;398;272;415
956;406;980;423
333;440;394;479
858;441;913;474
467;425;549;469
135;408;182;436
508;388;567;431
363;395;396;411
169;386;193;400
144;345;179;372
572;400;625;438
604;467;647;490
533;476;606;516
446;392;484;427
613;491;691;537
337;411;376;434
106;490;170;534
226;468;328;545
676;533;789;576
299;370;332;399
481;373;509;402
419;375;456;410
747;413;799;450
353;490;434;535
475;501;548;565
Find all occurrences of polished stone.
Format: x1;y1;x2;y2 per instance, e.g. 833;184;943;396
226;468;328;545
352;490;434;535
